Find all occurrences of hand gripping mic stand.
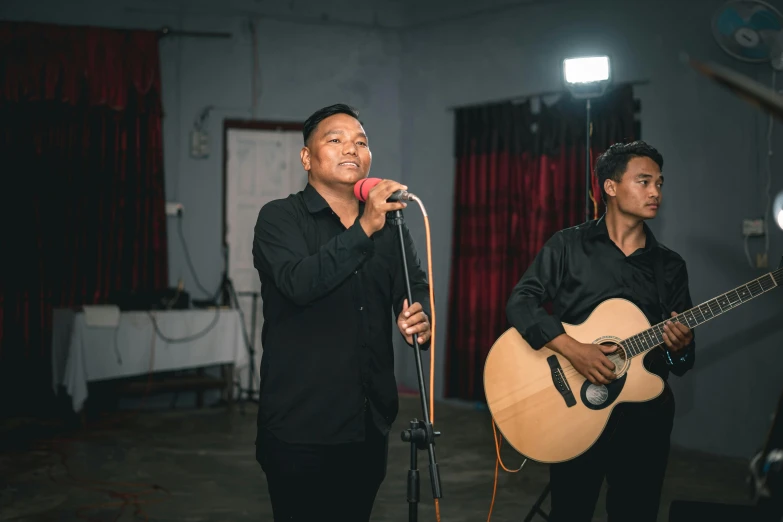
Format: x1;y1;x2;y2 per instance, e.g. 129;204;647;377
388;206;443;522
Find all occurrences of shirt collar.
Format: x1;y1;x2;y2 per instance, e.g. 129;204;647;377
303;183;330;214
303;182;365;215
588;214;659;251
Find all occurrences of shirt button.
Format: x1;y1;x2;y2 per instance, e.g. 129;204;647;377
354;270;358;274
359;306;364;311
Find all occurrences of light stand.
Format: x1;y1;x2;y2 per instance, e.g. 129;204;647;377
563;55;611;222
388;208;442;522
585;98;592;222
236;290;260;403
219;244;259;411
521;56;613;522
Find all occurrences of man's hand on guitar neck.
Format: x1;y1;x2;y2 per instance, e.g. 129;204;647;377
662;311;693;355
547;334;616;385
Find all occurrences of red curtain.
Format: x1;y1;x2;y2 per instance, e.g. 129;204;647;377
445;86;638;401
0;22;168;414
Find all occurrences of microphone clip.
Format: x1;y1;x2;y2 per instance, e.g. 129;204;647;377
387;208;405;226
388;190;414;202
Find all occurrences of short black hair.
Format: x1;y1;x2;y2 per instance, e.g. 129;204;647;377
302;103;360;145
594;140;664;202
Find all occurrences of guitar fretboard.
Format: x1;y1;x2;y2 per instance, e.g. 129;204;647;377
622;267;783;358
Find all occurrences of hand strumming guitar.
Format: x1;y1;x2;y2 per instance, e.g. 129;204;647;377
548;334;617;385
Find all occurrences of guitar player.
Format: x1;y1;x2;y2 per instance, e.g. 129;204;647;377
505;140;695;522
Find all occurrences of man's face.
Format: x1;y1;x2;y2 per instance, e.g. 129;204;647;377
604;156;663;219
300;113;372;187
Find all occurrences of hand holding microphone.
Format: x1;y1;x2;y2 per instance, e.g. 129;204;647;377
354;178;409;237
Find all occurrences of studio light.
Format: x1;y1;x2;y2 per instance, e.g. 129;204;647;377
773;190;783;230
564;56;610;83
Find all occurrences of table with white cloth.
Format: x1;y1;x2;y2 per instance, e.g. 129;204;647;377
52;307;248;413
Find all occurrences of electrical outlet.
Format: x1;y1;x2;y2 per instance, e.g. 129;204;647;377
743;218;765;237
166;202;184;216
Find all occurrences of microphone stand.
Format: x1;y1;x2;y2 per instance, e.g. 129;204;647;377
388;208;443;522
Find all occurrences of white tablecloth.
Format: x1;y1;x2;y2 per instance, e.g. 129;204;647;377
51;308;248;412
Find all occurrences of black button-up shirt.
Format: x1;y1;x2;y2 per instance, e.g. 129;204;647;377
506;216;695;379
252;183;430;445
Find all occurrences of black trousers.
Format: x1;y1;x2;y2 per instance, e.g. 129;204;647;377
257;414;389;522
549;383;676;522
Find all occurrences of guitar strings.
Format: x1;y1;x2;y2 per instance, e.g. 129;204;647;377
553;267;783;383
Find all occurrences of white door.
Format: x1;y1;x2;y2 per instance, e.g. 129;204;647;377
225;126;307;397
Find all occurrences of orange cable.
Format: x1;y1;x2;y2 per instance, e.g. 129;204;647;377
414;204;440;521
423;214;436;423
487;450;500;522
423;213;441;521
486;419;526;522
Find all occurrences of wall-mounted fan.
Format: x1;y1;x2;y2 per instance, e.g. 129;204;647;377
712;0;783;69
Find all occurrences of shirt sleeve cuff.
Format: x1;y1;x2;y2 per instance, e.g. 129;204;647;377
664;343;694;366
348;218;375;258
525;315;566;350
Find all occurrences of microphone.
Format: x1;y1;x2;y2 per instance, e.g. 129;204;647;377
354;178;415;203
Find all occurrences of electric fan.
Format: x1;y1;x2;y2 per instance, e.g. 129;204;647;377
712;0;783;69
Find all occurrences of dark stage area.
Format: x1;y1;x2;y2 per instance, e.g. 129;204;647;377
1;395;756;521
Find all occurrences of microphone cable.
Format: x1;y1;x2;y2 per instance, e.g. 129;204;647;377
409;195;441;522
410;195;528;522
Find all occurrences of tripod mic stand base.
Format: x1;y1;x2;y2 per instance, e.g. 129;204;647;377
402;419;443;522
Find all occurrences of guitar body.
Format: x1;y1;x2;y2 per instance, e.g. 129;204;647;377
483;298;665;463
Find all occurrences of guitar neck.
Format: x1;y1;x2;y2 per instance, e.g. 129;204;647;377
623;267;783;359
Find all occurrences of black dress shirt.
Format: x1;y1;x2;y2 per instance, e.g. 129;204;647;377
506;216;695;379
252;183;430;446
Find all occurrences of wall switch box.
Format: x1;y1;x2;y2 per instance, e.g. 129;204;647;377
743;218;765;237
166;202;184;216
190;130;210;158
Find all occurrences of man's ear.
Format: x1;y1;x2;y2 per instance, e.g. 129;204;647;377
300;146;310;171
604;178;617;198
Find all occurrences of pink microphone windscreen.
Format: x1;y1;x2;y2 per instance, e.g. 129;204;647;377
353;177;382;202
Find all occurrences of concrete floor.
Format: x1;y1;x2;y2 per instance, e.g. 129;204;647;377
0;395;755;521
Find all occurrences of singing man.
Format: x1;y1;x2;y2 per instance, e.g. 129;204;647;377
252;103;431;521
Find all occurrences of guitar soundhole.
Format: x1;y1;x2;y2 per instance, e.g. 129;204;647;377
576;338;629;410
602;342;628;377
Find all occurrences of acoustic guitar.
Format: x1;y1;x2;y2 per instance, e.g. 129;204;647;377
483;266;783;463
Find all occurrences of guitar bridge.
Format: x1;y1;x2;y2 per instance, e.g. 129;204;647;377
547;355;576;407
